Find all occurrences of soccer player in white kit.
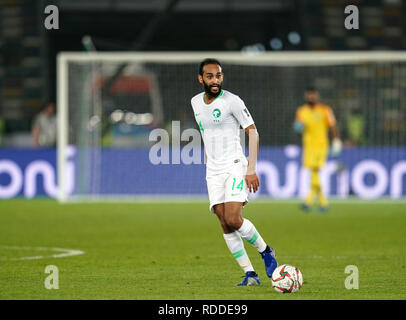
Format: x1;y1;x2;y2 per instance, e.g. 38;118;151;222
191;58;278;286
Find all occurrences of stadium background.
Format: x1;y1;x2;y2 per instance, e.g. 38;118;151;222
1;0;406;302
2;0;406;142
1;0;406;200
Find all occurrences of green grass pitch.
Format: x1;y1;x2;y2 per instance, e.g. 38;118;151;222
0;199;405;300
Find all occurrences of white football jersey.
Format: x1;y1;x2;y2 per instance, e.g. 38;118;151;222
191;89;254;175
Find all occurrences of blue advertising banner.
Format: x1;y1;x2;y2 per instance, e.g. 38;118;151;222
1;146;406;199
0;148;58;198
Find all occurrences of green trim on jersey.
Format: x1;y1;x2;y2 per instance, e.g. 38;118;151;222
203;89;224;104
198;121;204;132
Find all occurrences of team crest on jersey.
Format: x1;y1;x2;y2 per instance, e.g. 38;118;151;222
212;108;221;118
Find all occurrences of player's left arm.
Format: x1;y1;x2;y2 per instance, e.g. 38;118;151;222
326;107;342;156
245;124;260;193
231;96;259;193
330;123;339;139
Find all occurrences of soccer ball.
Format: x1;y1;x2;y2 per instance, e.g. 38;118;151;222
271;264;303;293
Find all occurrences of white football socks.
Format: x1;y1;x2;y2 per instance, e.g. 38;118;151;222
237;218;267;253
223;231;254;273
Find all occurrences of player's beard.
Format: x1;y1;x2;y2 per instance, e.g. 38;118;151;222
203;81;222;98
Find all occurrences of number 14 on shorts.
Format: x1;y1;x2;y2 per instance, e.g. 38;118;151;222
232;178;244;194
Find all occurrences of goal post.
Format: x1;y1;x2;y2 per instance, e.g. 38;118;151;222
57;53;69;203
57;51;406;202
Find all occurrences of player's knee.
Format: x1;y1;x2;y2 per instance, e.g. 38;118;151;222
220;220;233;233
224;215;243;230
213;204;224;216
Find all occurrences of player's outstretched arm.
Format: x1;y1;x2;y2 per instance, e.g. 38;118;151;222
245;124;260;193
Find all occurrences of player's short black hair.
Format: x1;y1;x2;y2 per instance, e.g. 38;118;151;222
199;58;222;75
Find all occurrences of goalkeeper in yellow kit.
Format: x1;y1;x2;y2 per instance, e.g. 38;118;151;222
293;88;342;212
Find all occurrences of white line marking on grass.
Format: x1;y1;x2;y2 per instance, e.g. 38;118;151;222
0;245;85;261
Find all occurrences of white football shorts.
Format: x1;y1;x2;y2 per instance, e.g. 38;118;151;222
206;160;249;213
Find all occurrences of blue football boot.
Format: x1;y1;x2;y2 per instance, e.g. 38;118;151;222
318;206;329;213
260;246;278;278
236;271;261;286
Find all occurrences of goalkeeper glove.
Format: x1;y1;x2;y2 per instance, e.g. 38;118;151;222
330;138;342;157
293;121;304;133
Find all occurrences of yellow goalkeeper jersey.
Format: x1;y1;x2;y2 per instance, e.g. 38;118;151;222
296;103;336;150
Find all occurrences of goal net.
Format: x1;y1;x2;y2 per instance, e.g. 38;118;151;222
57;52;406;202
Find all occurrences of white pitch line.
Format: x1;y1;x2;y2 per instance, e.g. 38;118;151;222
0;245;85;261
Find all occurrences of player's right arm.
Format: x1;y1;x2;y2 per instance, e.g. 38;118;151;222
326;106;342;156
191;96;206;164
